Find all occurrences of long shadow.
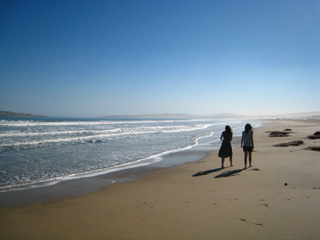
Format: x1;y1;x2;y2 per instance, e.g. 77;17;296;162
192;167;225;177
214;169;243;178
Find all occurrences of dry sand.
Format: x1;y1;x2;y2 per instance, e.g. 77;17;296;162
0;120;320;240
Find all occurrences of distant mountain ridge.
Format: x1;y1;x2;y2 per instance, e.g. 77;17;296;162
101;112;320;120
101;113;246;119
1;111;319;119
101;113;199;119
0;111;47;117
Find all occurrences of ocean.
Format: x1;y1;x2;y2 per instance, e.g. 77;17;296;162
0;117;260;193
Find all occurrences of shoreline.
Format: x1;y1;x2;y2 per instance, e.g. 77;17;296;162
0;118;244;202
0;132;242;208
1;119;320;240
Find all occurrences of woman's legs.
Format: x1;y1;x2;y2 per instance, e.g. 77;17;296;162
248;152;252;167
221;157;225;168
229;156;233;166
244;152;248;169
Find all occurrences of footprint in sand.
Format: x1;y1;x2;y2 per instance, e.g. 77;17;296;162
260;203;269;208
227;198;238;202
144;201;154;209
239;218;263;226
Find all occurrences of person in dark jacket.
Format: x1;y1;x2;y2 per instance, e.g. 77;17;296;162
218;125;233;168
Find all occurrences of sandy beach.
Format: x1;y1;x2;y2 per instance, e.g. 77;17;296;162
0;120;319;240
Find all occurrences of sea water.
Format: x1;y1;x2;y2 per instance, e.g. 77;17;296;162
0;117;259;192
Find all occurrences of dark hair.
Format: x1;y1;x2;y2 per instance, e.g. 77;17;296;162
245;124;252;134
225;125;232;133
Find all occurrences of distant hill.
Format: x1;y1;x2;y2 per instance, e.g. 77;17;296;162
101;113;241;119
100;112;320;120
100;113;197;119
0;111;47;118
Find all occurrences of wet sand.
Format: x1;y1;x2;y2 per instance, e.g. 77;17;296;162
1;120;320;240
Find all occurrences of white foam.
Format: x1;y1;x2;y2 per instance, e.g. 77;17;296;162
1;118;243;192
0;128;122;138
0;123;218;148
0;119;183;127
0;131;217;193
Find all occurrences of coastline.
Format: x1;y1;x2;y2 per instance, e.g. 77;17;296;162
1;119;320;239
0;132;240;208
0;117;245;208
0;117;249;200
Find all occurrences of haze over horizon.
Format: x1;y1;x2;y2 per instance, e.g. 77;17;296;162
1;0;319;118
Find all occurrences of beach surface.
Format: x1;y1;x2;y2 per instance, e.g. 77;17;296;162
1;120;320;240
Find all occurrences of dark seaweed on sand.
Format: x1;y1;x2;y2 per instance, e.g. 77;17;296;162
304;146;320;152
307;131;320;139
268;131;290;137
273;141;304;147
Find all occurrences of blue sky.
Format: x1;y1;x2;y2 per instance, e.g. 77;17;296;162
1;0;319;117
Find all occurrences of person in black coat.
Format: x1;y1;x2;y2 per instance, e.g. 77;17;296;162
218;125;233;168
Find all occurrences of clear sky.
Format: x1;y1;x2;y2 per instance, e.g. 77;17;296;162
1;0;319;117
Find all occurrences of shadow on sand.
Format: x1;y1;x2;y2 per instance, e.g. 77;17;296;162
192;167;225;177
214;169;243;178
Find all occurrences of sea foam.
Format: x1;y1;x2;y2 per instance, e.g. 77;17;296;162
0;117;259;192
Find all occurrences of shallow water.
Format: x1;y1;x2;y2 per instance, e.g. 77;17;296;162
0;117;260;192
